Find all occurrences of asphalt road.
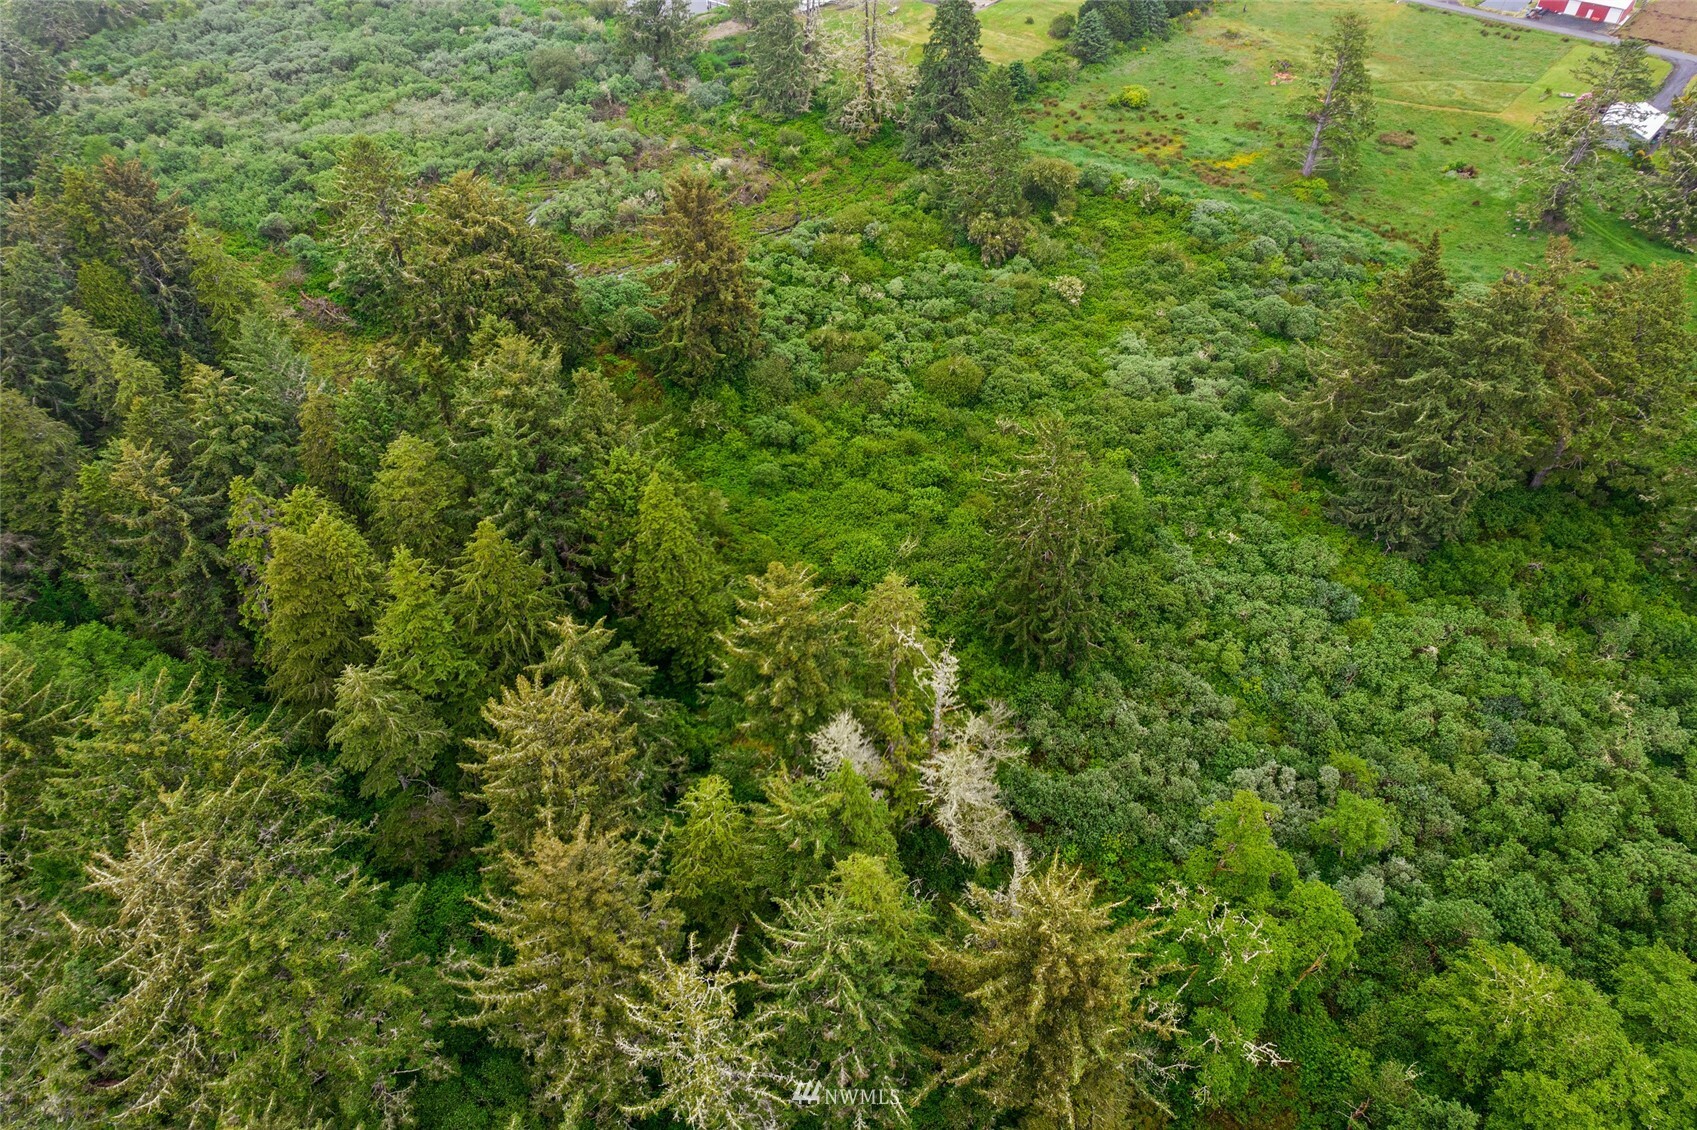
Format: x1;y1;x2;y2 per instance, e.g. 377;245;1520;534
1399;0;1697;108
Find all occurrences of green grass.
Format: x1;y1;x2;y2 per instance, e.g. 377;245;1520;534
1023;0;1688;284
818;0;1075;64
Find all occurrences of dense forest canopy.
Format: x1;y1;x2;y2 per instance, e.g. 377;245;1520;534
1;0;1694;1128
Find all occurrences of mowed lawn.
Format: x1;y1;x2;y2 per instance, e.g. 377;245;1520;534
1023;0;1683;282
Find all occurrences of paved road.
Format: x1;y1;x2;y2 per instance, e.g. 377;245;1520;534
1400;0;1697;108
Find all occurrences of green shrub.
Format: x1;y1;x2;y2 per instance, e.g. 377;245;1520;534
920;354;986;406
1049;12;1075;39
1109;84;1149;109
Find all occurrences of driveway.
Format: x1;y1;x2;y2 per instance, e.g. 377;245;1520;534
1400;0;1697;107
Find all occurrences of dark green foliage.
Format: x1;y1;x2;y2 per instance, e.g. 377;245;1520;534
1068;9;1113;64
986;416;1113;668
747;0;811;118
649;169;761;388
903;0;987;167
633;471;723;680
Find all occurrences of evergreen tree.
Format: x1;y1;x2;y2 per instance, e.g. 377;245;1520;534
666;775;760;939
370;432;468;564
943;68;1028;241
56;307;187;454
262;506;378;717
621;0;700;72
1283;234;1532;554
620;940;785;1130
0;388;80;596
1295;12;1374;179
180;352;292;500
450;330;591;581
932;860;1175;1127
902;0;986;166
748;0;812;118
327;664;448;798
633;471;723;680
1523;39;1655;229
756;853;929;1110
532;614;660;717
58;440;231;651
1629;94;1697;250
1132;0;1169;40
42;745;440;1127
719;561;850;751
327;135;410;320
456;820;674;1120
986;416;1113;669
1068;8;1112;64
754;764;898;899
467;677;640;858
825;0;912;138
1530;255;1694;491
397;172;580;354
650;169;761;388
371;547;477;704
449;518;562;697
0;231;77;425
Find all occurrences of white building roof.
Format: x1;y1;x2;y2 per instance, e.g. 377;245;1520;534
1602;101;1669;144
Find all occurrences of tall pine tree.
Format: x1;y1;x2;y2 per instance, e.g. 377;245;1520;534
649;169;761;388
902;0;986;166
748;0;812;118
1295;12;1375;179
632;471;723;680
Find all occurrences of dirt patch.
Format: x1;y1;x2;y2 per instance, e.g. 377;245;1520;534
1377;131;1419;148
1625;0;1697;55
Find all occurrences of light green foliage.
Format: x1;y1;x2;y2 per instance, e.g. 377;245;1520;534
986;416;1113;669
757;853;929;1108
1422;941;1665;1129
1524;39;1655;229
1310;789;1392;861
262;505;377;717
666;775;761;939
328;664;448;798
719;561;850;750
649;169;761;388
903;0;987;166
372;547;477;705
621;941;785;1130
1294;12;1375;179
932;860;1176;1127
456;820;673;1119
370;433;468;564
633;472;723;680
468;677;640;858
755;764;899;900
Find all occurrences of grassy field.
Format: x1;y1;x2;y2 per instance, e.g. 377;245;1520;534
1022;0;1684;283
818;0;1069;63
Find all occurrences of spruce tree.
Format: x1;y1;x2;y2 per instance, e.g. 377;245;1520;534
754;764;898;899
986;416;1113;669
1295;12;1374;179
719;561;851;750
0;389;79;597
180;358;290;499
665;775;760;939
621;0;700;72
756;853;929;1109
371;547;477;705
902;0;986;166
370;433;467;564
633;471;723;680
650;169;761;388
58;440;232;652
932;860;1173;1127
1068;8;1112;64
455;820;674;1119
467;677;639;858
620;942;785;1130
449;518;562;697
262;506;378;717
1523;39;1655;230
944;68;1028;240
327;664;448;798
748;0;812;118
1629;95;1697;249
